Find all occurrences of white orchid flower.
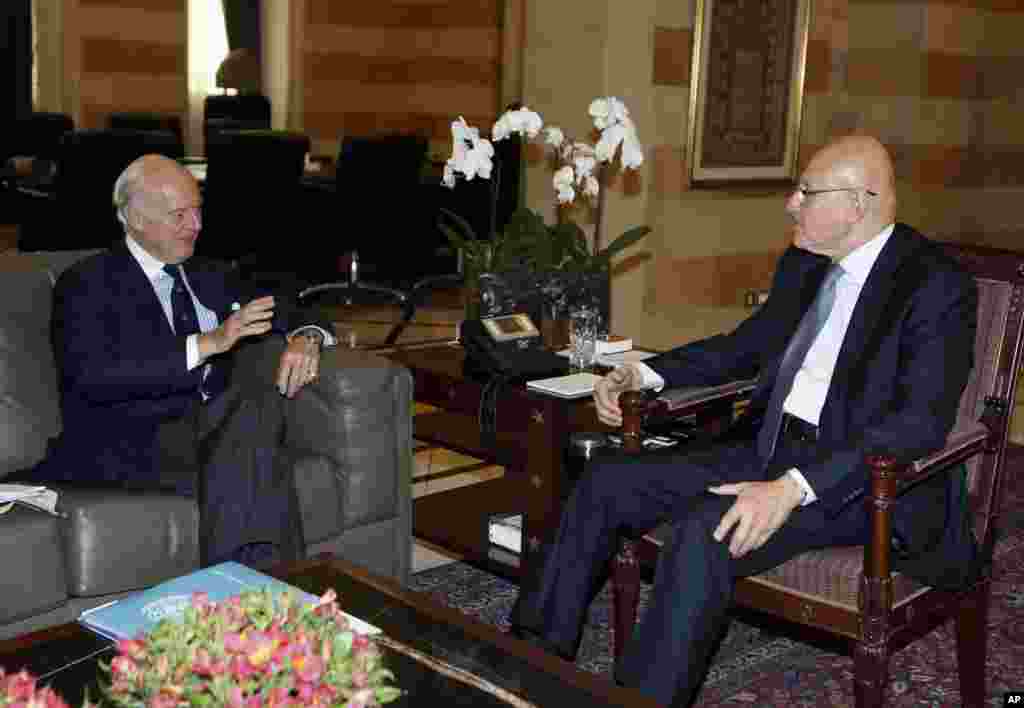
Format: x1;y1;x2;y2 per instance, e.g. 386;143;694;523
620;118;644;169
595;121;625;163
573;152;597;182
444;116;495;184
492;107;544;141
463;138;495;180
553;165;576;204
491;114;511;142
582;174;600;199
544;126;565;148
588;96;629;131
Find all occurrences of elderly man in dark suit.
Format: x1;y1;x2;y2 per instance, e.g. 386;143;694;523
25;154;334;567
510;135;979;706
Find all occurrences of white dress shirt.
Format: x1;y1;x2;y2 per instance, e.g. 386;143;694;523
126;236;336;375
634;224;895;504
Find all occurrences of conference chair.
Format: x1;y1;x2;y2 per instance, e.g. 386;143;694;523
108;112;184;146
199;129;310;290
608;242;1024;707
17;128;183;251
2;111;73;164
202;94;271;151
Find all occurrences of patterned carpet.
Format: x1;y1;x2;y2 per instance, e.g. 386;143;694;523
410;448;1024;707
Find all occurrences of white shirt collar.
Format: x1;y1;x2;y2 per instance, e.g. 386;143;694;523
125;234;173;281
837;223;895;285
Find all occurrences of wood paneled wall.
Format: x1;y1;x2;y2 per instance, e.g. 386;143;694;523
69;0;187;131
301;0;505;151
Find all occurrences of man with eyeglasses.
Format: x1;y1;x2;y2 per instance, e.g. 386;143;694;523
22;154;335;568
510;135;980;705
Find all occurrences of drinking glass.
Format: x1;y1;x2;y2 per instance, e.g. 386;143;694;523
568;305;598;372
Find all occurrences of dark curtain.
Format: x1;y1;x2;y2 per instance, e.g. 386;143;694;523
1;0;33;142
222;0;261;57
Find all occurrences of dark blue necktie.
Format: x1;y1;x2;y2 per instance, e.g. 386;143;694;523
757;263;843;462
163;264;201;337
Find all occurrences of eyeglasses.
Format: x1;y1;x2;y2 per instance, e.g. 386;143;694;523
793;185;878;199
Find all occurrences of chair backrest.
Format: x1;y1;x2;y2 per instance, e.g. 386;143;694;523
6;112;73;162
335;133;436;284
200;129;310;263
203;94;271;148
940;243;1024;546
23;128;183;250
108;112;184;145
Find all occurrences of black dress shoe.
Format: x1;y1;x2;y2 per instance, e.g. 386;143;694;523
510;625;576;662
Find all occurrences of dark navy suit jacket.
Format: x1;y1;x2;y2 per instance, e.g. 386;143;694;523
36;241;320;486
647;224;979;586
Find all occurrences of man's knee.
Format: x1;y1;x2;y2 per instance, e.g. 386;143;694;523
669;494;733;547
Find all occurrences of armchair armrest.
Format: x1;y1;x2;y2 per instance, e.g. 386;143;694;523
619;379;756;451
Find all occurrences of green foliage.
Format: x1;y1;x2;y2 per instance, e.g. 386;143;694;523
438;206;650;278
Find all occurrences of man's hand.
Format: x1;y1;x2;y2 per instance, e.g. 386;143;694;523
198;296;275;358
277;332;321;398
709;476;804;558
593;364;644;427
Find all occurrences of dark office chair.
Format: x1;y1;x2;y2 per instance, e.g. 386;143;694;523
2;112;73;164
17;128;183;251
108;112;184;146
202;94;271;151
199;129;310;290
610;243;1024;707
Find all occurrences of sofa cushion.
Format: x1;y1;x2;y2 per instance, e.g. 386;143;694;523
0;506;68;623
56;486;200;597
0;268;61;479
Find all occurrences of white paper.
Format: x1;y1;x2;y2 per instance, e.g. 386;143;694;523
0;484;59;515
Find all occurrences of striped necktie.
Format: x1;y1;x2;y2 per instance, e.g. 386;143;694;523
163;264;201;337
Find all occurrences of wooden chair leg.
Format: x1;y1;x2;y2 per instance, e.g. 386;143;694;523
611;539;642;663
955;581;990;708
853;638;890;708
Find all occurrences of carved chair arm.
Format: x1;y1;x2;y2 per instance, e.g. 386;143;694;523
619;379;756;451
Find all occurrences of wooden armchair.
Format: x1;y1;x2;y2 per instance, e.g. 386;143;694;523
611;243;1024;707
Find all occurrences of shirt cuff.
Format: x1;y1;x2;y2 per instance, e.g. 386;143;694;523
786;469;817;506
287;325;337;347
634;362;666;392
186;334;202;371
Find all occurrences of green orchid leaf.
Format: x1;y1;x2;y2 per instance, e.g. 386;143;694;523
592;225;651;268
438;207;479;242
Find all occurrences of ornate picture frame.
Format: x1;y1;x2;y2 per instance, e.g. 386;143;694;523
686;0;812;184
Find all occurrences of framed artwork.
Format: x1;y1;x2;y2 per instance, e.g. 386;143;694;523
686;0;812;184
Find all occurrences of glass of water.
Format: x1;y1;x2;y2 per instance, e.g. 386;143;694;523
568;305;598;372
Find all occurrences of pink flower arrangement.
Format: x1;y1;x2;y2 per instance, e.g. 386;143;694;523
0;667;71;708
96;587;401;708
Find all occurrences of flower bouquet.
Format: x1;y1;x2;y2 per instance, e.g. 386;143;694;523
92;587;399;708
439;97;651;323
1;667;71;708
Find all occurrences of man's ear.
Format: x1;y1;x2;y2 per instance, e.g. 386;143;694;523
123;204;148;233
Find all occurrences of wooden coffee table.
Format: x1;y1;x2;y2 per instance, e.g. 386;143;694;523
0;558;656;707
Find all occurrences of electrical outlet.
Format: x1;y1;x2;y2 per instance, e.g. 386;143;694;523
744;290;770;308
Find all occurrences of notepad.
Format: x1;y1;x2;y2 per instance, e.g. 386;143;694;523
526;372;603;399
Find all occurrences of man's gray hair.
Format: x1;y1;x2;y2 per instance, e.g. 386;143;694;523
112;159;147;228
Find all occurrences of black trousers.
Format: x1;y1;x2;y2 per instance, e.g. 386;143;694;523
510;439;870;707
154;375;305;566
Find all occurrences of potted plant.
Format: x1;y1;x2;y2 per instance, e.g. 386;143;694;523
439;98;651;328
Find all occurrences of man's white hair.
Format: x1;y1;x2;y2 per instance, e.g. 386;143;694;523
112;158;148;228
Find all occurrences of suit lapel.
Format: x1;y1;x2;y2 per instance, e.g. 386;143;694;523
111;242;176;337
821;224;918;429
